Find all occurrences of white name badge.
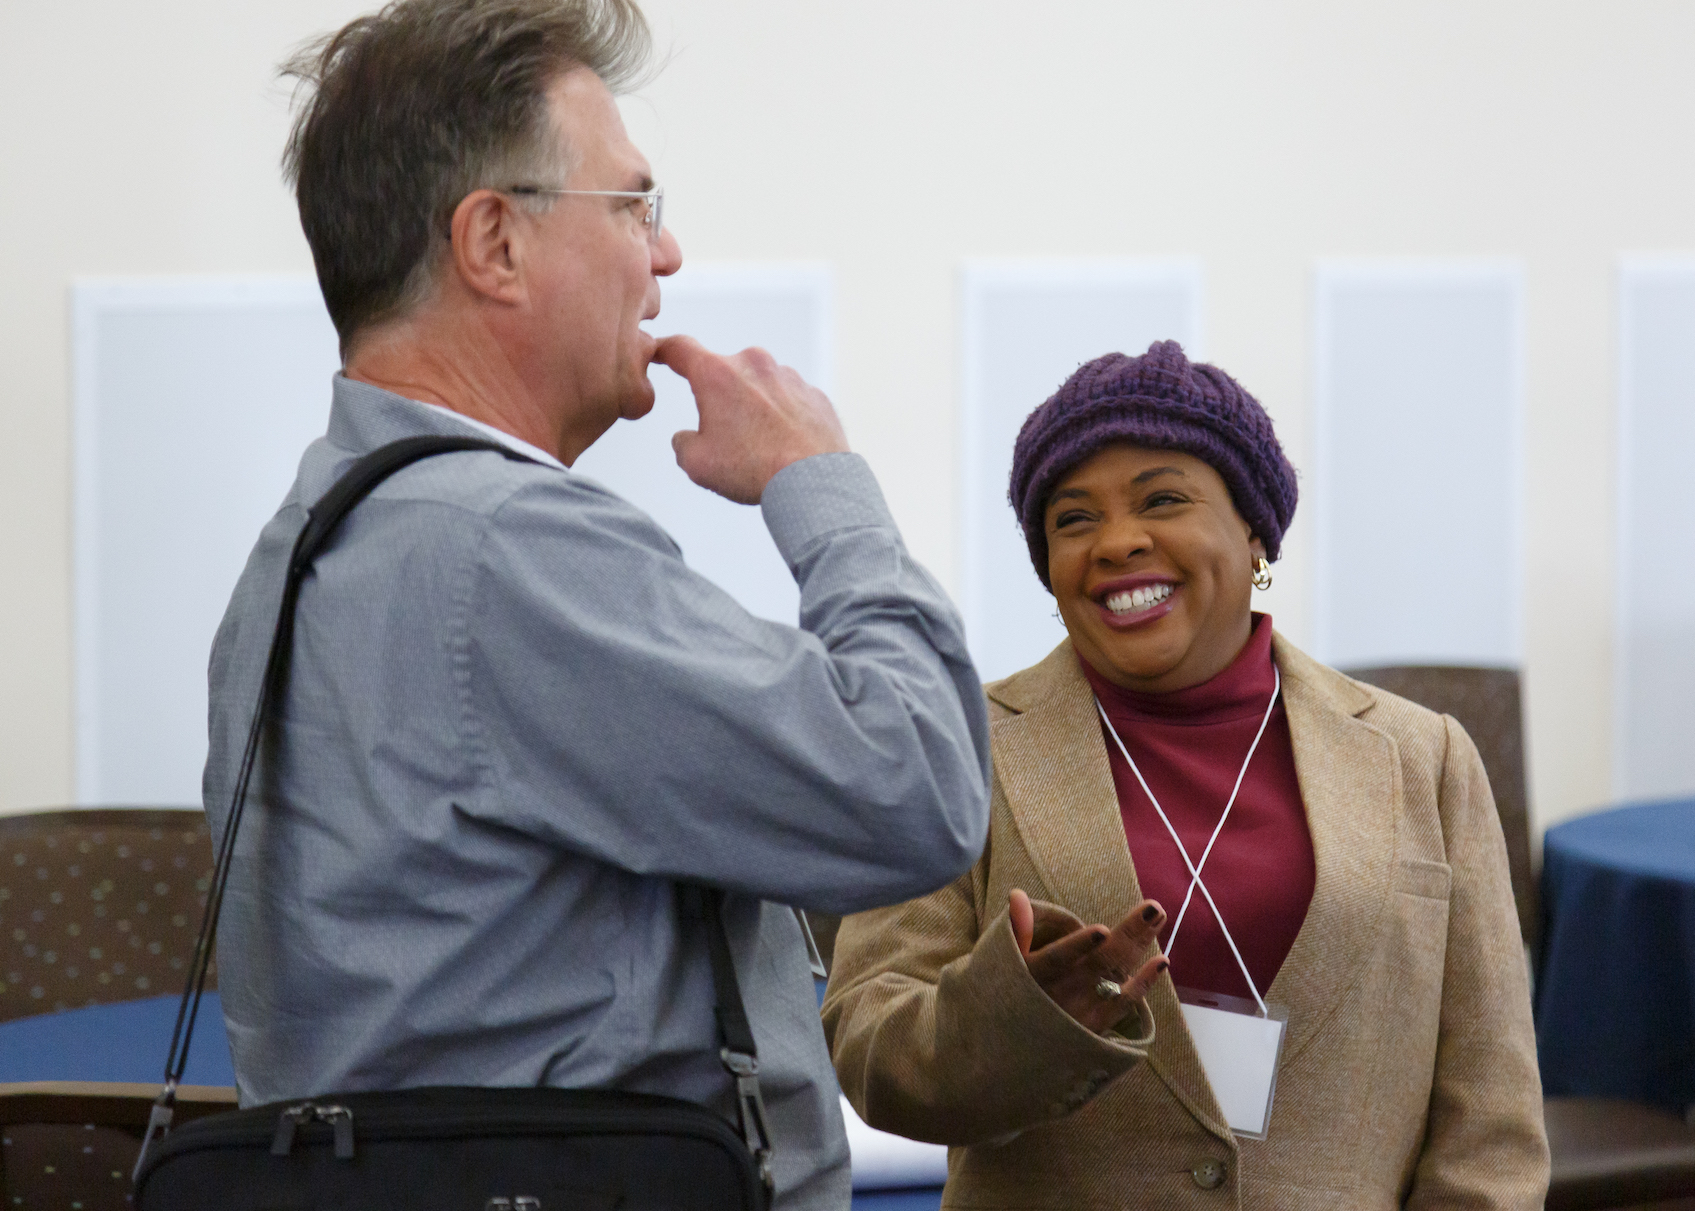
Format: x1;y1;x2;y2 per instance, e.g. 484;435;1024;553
1176;987;1289;1140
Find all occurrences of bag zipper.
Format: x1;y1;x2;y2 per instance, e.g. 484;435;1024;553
270;1101;356;1159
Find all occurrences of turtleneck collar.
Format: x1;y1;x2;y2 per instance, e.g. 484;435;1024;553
1078;612;1278;725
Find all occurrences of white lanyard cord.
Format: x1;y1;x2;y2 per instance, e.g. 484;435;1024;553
1094;664;1281;1017
1163;666;1282;953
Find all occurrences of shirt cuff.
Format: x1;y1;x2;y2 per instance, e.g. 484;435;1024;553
760;452;896;566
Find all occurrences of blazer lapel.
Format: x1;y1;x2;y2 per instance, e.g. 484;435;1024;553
1264;636;1402;1066
990;646;1143;930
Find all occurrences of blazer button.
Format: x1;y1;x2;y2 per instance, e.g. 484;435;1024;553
1190;1158;1227;1190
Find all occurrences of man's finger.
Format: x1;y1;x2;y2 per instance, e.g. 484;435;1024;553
735;345;778;378
651;333;712;380
671;429;705;482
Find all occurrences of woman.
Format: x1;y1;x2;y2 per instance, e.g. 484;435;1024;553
822;342;1547;1209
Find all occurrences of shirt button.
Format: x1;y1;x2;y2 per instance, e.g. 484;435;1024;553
1191;1158;1227;1190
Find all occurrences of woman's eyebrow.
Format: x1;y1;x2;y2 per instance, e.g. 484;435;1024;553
1048;488;1091;504
1132;466;1188;485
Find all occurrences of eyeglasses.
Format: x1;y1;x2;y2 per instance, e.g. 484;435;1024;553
505;185;665;242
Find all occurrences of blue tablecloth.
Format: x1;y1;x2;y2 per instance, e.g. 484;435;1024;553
1536;797;1695;1113
852;1191;942;1210
0;991;235;1085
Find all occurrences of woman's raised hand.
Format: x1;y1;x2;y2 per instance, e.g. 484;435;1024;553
1010;888;1169;1034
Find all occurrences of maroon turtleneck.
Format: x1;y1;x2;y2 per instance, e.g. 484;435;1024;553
1079;613;1314;1001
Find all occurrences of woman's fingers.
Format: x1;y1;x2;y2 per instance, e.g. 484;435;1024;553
1024;923;1110;987
1011;894;1173;1033
1009;889;1035;958
1093;900;1165;981
1066;953;1168;1034
1119;953;1172;1005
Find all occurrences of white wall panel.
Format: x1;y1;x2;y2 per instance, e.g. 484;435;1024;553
73;277;340;806
1313;263;1523;669
959;260;1204;683
1616;258;1695;801
73;265;831;806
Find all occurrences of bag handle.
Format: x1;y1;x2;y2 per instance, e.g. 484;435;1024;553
138;434;774;1200
682;886;775;1194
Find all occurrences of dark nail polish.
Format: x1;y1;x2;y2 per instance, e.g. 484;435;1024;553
1091;929;1109;944
1142;904;1161;923
1157;959;1171;974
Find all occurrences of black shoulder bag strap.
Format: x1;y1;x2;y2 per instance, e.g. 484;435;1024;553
135;435;775;1199
680;885;776;1191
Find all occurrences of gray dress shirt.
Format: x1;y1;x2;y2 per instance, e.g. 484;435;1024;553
203;376;991;1210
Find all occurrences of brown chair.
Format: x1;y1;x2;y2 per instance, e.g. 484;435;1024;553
0;809;233;1208
0;1081;236;1211
1345;665;1695;1211
0;808;216;1021
1340;666;1538;951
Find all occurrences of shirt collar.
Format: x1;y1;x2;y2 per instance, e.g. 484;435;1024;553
412;401;568;472
328;372;568;472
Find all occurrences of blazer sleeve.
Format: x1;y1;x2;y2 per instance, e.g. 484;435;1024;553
821;862;1154;1147
1406;716;1550;1210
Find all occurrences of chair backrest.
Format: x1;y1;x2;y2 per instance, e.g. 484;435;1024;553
0;809;214;1023
0;1080;236;1210
1341;666;1538;951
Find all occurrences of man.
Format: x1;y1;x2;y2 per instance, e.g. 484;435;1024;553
202;2;990;1207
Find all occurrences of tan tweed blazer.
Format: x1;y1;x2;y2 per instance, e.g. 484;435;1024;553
823;634;1548;1210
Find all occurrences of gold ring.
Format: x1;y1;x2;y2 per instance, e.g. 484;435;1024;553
1094;978;1122;1000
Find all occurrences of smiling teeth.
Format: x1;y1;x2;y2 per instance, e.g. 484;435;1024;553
1105;584;1174;614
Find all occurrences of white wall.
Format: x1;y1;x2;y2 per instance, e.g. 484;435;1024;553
72;277;339;805
4;1;1694;836
1616;258;1695;803
1313;262;1523;670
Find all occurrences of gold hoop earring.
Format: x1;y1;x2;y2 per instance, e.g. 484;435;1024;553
1252;556;1273;591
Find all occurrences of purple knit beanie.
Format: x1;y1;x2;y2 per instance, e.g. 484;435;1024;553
1009;341;1298;590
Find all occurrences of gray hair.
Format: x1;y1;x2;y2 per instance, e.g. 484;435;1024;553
281;0;652;354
